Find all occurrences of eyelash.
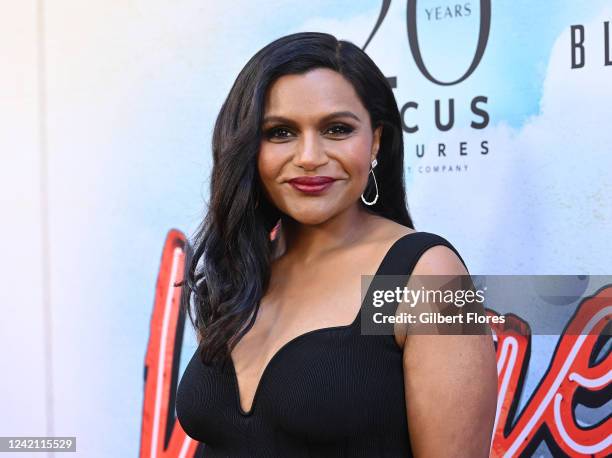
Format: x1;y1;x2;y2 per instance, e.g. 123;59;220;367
264;124;354;140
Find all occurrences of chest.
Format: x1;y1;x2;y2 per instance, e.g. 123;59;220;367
175;331;408;446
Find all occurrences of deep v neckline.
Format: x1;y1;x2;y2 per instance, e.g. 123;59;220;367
229;231;419;417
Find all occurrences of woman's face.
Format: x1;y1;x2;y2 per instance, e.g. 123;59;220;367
258;67;382;225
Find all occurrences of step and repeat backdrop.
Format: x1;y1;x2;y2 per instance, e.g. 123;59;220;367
2;1;610;457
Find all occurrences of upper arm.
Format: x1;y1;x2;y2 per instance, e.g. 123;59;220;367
401;245;498;458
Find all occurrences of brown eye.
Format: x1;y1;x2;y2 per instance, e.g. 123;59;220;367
265;127;293;140
325;124;354;136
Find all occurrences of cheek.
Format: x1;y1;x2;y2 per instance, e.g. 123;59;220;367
339;136;373;179
257;144;281;183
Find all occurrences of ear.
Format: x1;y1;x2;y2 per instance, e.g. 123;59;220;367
371;124;383;163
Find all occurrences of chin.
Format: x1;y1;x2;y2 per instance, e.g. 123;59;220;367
286;207;336;226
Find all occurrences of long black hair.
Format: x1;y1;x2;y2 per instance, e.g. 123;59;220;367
180;31;414;366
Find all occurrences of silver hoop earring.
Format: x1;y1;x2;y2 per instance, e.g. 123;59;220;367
361;158;379;206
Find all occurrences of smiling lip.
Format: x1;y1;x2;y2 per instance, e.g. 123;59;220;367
288;176;336;194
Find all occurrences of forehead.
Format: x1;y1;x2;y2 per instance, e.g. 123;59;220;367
263;68;366;118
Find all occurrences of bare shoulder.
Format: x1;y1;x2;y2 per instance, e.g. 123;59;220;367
364;214;417;246
365;214;467;276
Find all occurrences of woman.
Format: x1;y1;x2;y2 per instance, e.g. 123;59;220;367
176;31;498;457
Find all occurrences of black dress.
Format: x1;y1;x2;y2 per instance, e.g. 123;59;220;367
175;231;468;457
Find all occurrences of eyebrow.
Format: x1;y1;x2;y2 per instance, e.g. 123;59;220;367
262;110;362;126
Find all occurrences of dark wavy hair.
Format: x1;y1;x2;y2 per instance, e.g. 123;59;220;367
179;31;414;366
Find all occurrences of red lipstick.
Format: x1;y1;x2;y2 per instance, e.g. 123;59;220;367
288;176;336;194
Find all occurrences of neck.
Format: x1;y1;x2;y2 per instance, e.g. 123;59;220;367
275;204;377;264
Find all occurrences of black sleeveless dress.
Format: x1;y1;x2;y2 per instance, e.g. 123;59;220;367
175;232;468;457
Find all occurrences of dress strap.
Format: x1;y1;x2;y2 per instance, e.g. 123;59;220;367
360;232;470;335
376;231;469;277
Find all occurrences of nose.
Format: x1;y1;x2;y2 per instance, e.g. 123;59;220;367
293;130;329;170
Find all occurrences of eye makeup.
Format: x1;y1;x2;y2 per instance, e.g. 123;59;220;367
263;123;356;141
